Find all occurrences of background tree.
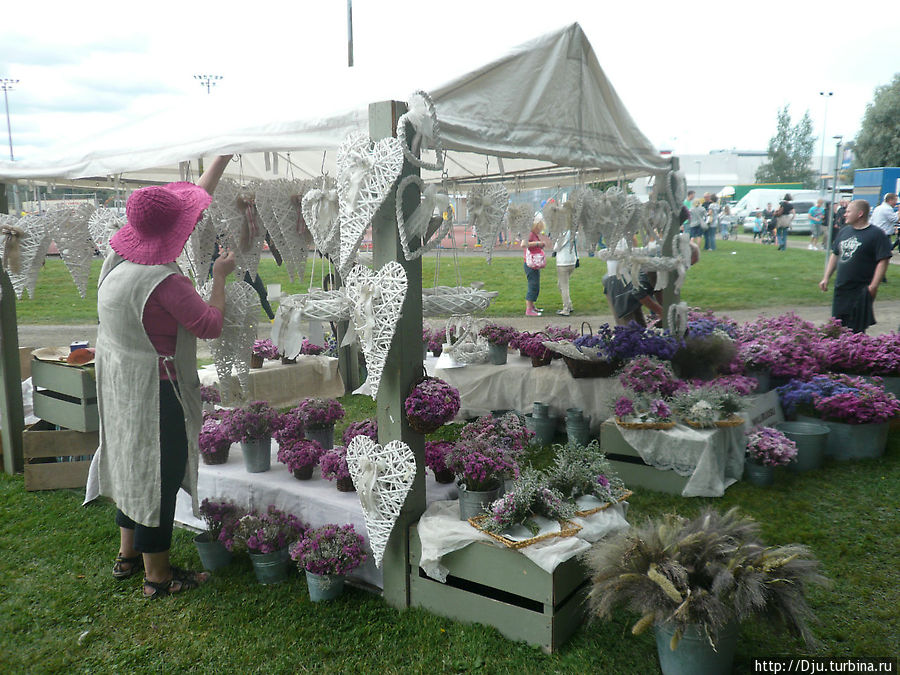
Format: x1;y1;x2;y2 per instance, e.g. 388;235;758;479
853;73;900;169
755;105;817;188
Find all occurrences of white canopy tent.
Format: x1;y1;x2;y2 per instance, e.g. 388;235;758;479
0;23;669;190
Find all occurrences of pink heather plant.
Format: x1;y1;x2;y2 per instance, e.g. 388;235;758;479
290;523;367;577
199;498;242;550
404;378;461;430
424;440;454;475
299;339;327;356
618;356;682;398
478;323;518;346
446;414;531;491
320;446;351;481
252;338;280;360
220;401;281;443
745;427;797;467
341;418;378;446
276;439;324;472
199;413;232;457
233;505;306;554
295;398;345;429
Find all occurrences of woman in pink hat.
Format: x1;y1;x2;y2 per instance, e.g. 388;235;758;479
85;155;236;598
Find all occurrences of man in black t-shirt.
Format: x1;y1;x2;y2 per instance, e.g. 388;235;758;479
775;194;795;250
819;200;892;332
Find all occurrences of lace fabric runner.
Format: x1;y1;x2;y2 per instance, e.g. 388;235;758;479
617;423;746;497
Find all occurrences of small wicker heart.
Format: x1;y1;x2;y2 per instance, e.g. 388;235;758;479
87;209;125;258
466;184;508;263
302;181;341;263
337;131;404;279
205;178;265;279
45;203;96;298
1;213;52;299
346;436;416;568
396;90;444;171
256;178;316;283
506;203;534;244
395;175;452;261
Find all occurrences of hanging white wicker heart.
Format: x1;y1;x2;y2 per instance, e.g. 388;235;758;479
45;203;96;298
201;278;258;405
575;188;603;247
396;90;445;171
206;178;265;279
3;213;51;299
87;209;125;258
337;131;404;279
395;175;452;261
184;213;218;286
343;261;408;400
466;184;508;263
346;436;416;568
301;180;341;263
543;200;574;241
256;178;315;283
662;170;688;211
643;199;674;243
506;203;534;244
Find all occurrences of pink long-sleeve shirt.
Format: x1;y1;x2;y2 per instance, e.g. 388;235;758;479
142;274;224;380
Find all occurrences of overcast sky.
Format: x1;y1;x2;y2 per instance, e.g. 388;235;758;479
2;0;897;163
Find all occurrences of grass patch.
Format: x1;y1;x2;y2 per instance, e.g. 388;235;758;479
15;239;895;324
1;397;897;671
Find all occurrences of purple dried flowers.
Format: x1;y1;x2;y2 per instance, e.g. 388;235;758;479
220;401;281;442
290;523;367;577
618;356;682;397
424;440;454;475
199;413;232;456
745;427;797;467
478;323;518;346
252;338;280;360
404;378;460;430
200;385;221;404
320;446;351;481
277;439;324;472
342;418;378;446
199;498;242;550
233;505;306;554
295;397;345;429
446;413;531;491
299;339;326;356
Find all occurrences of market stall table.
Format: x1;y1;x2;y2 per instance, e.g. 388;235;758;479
175;441;457;589
426;354;624;433
198;356;343;408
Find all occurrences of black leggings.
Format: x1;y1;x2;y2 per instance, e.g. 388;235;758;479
115;380;188;554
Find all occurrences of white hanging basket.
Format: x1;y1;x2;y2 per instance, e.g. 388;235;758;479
422;286;497;317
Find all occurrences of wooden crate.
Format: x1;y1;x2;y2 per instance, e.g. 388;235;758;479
599;420;690;495
408;525;590;653
30;359;98;432
23;419;97;491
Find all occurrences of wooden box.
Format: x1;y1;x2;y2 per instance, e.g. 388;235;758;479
408;525;590;653
23;419;97;491
30;359;98;432
599;419;690;495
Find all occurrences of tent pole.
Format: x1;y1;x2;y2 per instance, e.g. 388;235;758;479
660;156;681;330
0;263;24;474
369;100;424;609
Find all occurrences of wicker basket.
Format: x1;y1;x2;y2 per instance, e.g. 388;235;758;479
682;415;745;430
573;489;633;517
467;515;582;549
615;418;676;431
563;356;620;378
531;354;552;367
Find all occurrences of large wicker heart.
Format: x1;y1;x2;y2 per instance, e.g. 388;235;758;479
301;181;341;263
337;131;404;279
201;278;258;404
344;261;408;400
642;199;674;243
2;213;52;299
184;214;218;285
396;90;444;172
206;178;265;279
346;436;416;568
87;209;125;258
575;188;603;246
256;178;316;283
466;184;508;263
505;203;534;243
395;175;451;261
45;203;96;298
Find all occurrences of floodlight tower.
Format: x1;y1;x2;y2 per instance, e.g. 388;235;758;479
194;74;222;95
1;78;19;161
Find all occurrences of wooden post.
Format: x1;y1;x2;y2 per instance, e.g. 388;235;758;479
0;264;25;474
660;157;681;329
369;100;424;609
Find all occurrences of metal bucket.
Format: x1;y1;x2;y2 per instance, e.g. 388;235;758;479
775;421;828;472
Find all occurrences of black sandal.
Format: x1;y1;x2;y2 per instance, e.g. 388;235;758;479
112;554;143;580
142;566;209;599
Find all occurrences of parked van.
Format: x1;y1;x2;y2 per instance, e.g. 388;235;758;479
734;189;823;234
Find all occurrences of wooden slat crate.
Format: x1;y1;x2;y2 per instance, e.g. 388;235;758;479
23;419;97;491
30;359;98;433
599;419;690;495
408;525;590;653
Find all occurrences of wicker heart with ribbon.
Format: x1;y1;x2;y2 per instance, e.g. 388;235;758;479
206;178;265;279
466;184;508;263
1;213;52;299
346;436;416;568
256;178;316;283
45;203;96;298
202;278;258;404
505;203;534;244
337;131;404;279
642;199;674;243
395;175;452;261
343;261;408;400
301;178;341;263
575;188;603;246
396;90;444;171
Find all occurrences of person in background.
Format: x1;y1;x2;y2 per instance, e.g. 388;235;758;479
704;195;719;251
523;213;547;316
87;155;237;598
683;190;695;210
752;210;764;242
719;205;734;240
833;199;848;240
775;193;794;251
871;192;898;240
808;199;825;250
553;225;578;316
689;198;706;247
819;199;891;333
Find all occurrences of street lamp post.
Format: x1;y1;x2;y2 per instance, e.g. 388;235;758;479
194;74;222;95
818;91;833;194
1;78;18;161
825;135;842;272
694;160;701;189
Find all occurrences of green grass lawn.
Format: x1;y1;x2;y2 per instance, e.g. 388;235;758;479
15;238;896;324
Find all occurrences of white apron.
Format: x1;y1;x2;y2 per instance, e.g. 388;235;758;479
83;253;202;527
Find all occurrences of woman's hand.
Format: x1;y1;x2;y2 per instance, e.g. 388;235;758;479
212;250;236;280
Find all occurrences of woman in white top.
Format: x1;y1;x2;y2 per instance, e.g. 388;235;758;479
553;228;578;315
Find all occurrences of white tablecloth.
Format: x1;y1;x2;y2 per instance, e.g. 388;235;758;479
416;499;630;582
198;356;344;409
426;354;624;432
175;441;457;589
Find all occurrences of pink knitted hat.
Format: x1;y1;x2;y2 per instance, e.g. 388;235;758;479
110;182;213;265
